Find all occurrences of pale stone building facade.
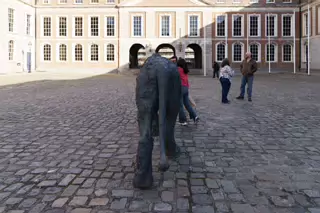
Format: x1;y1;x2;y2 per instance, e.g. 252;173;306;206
2;0;320;74
1;0;36;74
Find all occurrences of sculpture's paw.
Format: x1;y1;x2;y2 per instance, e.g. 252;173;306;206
133;174;153;190
158;162;170;172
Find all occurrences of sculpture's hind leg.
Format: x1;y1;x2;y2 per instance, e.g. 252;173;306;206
133;109;154;189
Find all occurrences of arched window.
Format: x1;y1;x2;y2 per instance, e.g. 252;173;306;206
8;40;14;60
90;44;99;61
106;44;115;61
75;44;83;61
59;44;67;61
266;43;276;62
43;44;51;61
216;43;225;62
283;44;292;62
249;43;259;62
233;42;243;62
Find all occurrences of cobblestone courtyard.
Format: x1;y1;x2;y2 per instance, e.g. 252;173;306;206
0;73;320;213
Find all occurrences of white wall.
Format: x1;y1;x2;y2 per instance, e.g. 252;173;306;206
0;0;35;74
118;7;212;74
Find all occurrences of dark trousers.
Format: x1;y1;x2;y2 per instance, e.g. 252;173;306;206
179;86;197;122
213;70;219;78
220;77;231;103
240;75;254;98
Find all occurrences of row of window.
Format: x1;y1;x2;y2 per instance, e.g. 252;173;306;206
40;13;299;38
8;8;32;35
215;42;293;63
42;0;115;4
41;0;292;4
42;43;115;62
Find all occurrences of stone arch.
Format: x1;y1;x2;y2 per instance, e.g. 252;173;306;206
129;43;145;69
155;43;176;59
185;43;202;69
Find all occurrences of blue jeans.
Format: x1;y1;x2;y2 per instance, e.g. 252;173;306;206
179;86;197;123
240;75;254;98
220;77;231;103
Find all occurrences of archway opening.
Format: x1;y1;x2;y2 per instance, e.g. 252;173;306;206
155;44;176;59
185;43;202;69
129;43;145;69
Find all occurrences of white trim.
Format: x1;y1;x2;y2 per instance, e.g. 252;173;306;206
104;15;116;37
104;43;116;63
188;14;201;37
159;14;172;37
56;16;68;38
232;14;244;37
40;43;52;63
131;14;144;37
215;42;227;62
265;14;278;37
302;12;309;37
72;15;84;37
88;15;100;37
282;43;293;63
25;13;32;36
56;43;68;63
232;42;244;62
72;43;84;63
215;14;227;37
88;43;100;63
40;15;52;37
249;42;261;62
265;43;278;63
248;14;261;37
281;14;293;37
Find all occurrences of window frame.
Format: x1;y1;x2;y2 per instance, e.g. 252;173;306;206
72;15;84;37
57;16;68;37
131;15;144;37
104;15;116;37
265;14;278;37
105;43;116;62
232;42;244;62
248;14;261;37
265;43;278;63
89;43;99;62
215;14;227;37
56;43;68;62
282;43;293;62
188;14;201;37
159;14;172;37
249;42;261;62
215;42;227;62
232;14;244;37
41;43;52;62
282;14;293;37
72;43;84;62
41;15;52;37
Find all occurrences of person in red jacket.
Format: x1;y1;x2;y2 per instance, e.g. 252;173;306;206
177;58;199;126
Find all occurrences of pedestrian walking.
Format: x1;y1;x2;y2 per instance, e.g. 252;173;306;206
177;58;199;126
212;61;220;78
219;58;234;104
236;52;258;102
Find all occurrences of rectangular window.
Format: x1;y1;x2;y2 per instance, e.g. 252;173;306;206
8;8;14;32
91;0;99;3
43;17;51;36
233;15;243;36
216;15;226;37
267;0;275;3
26;14;31;35
282;15;292;36
160;15;170;37
106;0;115;3
90;16;99;36
216;0;225;2
106;16;115;36
8;41;14;61
59;0;67;3
74;17;83;36
249;15;259;36
266;15;276;36
75;0;83;3
59;17;67;36
266;44;276;62
189;15;199;37
283;44;292;62
304;13;309;36
133;16;142;37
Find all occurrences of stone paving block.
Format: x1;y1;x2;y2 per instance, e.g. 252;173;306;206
70;208;92;213
154;202;172;211
89;198;109;206
52;198;69;208
69;196;88;206
58;174;76;186
110;198;127;209
5;197;23;205
231;203;255;213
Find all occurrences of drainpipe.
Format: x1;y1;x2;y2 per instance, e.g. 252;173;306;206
116;5;120;72
299;0;302;71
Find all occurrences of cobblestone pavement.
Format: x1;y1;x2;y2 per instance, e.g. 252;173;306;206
0;73;320;213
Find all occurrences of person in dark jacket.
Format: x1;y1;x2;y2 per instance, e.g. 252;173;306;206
213;61;220;78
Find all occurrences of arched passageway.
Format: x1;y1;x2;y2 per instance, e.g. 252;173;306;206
185;43;202;69
129;44;146;68
155;43;176;59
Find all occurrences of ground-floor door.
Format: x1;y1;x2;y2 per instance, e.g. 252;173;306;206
27;52;31;73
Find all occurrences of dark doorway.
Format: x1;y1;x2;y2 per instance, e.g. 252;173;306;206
129;43;145;69
155;43;176;59
27;52;31;73
185;43;202;69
